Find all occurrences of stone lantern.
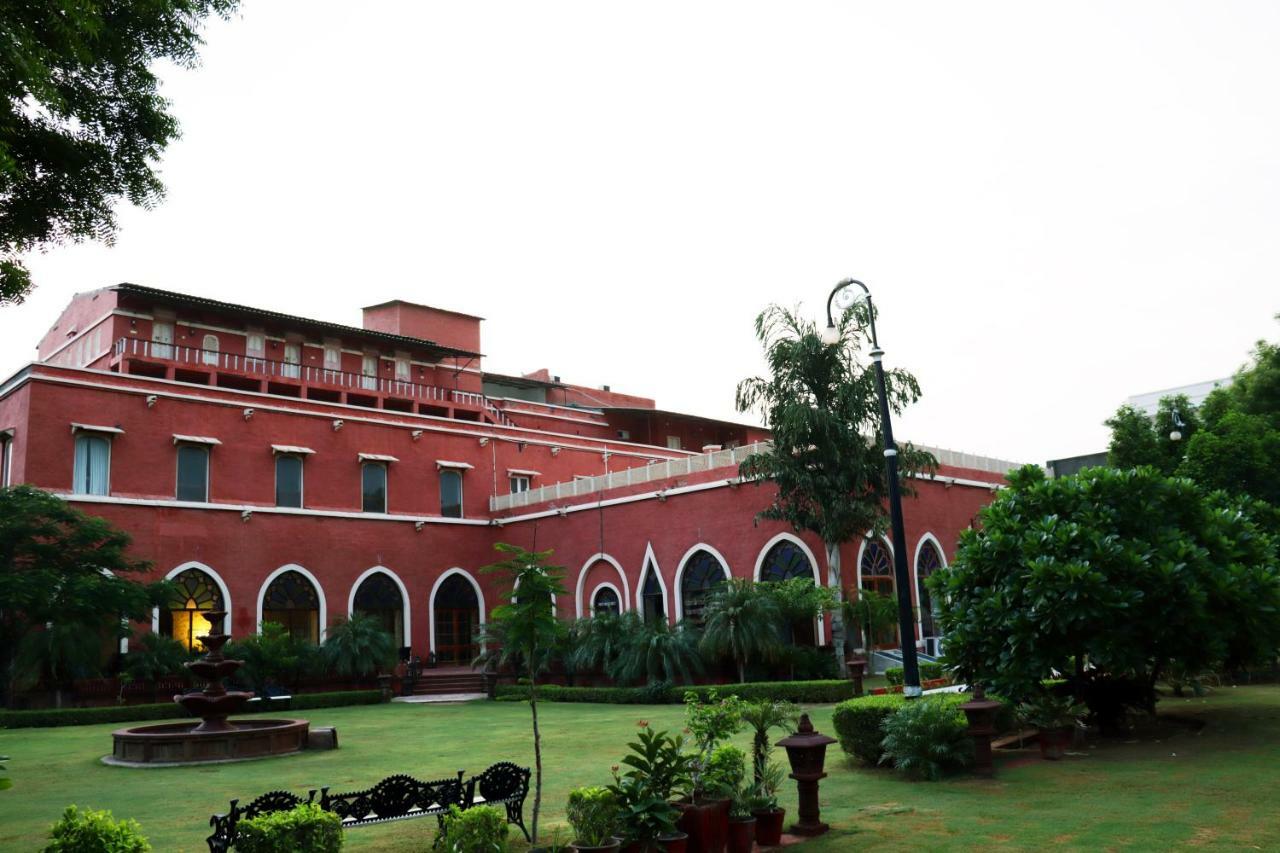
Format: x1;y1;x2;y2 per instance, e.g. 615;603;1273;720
959;684;1003;777
776;713;837;836
846;655;868;696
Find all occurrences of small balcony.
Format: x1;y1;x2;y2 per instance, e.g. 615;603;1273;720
111;337;501;422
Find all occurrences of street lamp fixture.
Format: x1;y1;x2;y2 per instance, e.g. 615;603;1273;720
1170;408;1186;442
825;278;923;699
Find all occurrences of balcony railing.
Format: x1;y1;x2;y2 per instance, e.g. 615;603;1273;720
112;337;481;406
490;441;773;512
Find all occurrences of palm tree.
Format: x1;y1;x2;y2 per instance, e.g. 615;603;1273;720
698;579;782;683
322;613;396;679
740;698;800;783
607;617;704;686
569;611;633;675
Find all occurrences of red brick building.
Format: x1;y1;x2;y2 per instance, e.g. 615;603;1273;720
0;284;1016;667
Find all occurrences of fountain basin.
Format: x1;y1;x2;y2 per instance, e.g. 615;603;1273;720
105;718;309;767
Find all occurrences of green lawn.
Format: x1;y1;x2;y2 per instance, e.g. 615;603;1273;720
2;686;1279;851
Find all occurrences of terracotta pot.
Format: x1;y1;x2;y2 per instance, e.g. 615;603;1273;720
727;817;756;853
674;799;729;853
752;807;785;846
660;831;689;853
570;839;622;853
1038;726;1073;760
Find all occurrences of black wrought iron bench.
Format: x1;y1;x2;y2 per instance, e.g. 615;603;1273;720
206;762;530;851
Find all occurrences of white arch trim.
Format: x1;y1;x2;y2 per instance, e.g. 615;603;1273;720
853;532;895;591
913;533;948;645
347;565;412;648
151;561;233;637
575;553;631;618
751;532;825;645
589;581;625;615
673;543;731;621
428;567;487;654
256;563;328;642
634;542;671;623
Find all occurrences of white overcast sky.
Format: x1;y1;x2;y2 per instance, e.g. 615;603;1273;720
4;1;1278;464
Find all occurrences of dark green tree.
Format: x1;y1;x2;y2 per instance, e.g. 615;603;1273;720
606;617;704;687
1105;394;1199;475
474;543;568;844
934;465;1280;726
224;621;319;696
736;304;935;676
1;0;239;304
121;632;191;702
321;614;396;679
697;579;782;683
0;485;168;707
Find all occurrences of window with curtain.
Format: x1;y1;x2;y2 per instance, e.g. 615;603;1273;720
275;455;303;508
440;469;463;518
509;475;530;494
362;462;387;513
202;334;219;365
176;445;209;502
73;434;110;495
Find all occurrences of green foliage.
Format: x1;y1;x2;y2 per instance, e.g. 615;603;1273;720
492;680;855;705
0;0;239;304
565;786;620;847
235;803;342;853
610;724;687;844
832;693;980;765
0;689;381;729
123;633;191;685
0;486;167;705
698;579;782;682
1105;396;1198;475
877;697;974;781
438;804;509;853
605;616;704;687
43;805;150;852
0;754;8;791
703;744;748;798
884;663;945;686
934;465;1280;717
739;698;798;784
842;589;897;654
322;614;396;678
1017;693;1087;730
735;303;936;670
754;760;786;811
683;690;744;799
568;612;630;674
225;622;320;696
607;771;679;845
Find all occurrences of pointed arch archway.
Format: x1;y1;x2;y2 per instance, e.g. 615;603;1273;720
674;544;730;622
257;564;327;643
635;543;669;624
753;532;826;645
914;534;947;654
429;568;486;664
855;534;897;649
151;561;232;647
575;553;630;618
348;566;411;651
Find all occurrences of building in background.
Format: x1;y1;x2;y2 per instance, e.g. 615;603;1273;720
0;284;1017;677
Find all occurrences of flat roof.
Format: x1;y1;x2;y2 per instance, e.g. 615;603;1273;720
112;284;482;361
362;299;486;322
600;406;766;433
483;370;566;390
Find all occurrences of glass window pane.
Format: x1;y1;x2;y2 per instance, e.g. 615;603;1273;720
176;445;209;502
74;435;110;495
362;463;386;513
440;470;462;518
275;455;303;508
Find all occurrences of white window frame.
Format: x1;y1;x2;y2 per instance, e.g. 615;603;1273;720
361;354;378;390
666;436;682;450
323;341;342;371
246;330;266;359
72;432;112;496
394;352;411;381
361;461;388;513
282;342;302;379
175;442;211;503
509;474;531;494
201;334;219;366
274;453;305;508
0;429;12;487
439;468;464;519
151;320;174;359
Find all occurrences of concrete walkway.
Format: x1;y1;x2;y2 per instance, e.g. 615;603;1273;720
391;693;487;704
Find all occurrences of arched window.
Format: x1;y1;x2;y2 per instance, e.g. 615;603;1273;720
680;550;726;622
916;540;944;643
760;540;814;582
592;586;620;616
860;540;898;648
353;572;404;649
262;570;321;644
760;539;818;645
640;562;665;624
202;334;219;365
161;568;223;651
434;573;480;665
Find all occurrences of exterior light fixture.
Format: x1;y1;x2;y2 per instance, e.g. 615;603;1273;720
824;277;923;698
414;521;426;531
411;430;424;441
1170;408;1186;442
478;437;490;447
332;419;344;431
550;446;561;457
240;510;253;522
145;395;158;408
242;408;254;421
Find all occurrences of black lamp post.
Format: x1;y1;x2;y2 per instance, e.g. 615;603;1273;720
823;278;922;699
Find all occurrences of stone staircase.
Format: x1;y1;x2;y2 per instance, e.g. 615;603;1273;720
407;666;486;697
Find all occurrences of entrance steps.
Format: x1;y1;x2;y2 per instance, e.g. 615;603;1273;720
408;666;486;697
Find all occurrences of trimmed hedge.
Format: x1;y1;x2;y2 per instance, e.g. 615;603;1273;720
832;692;1014;766
494;680;855;705
884;663;946;686
0;689;382;729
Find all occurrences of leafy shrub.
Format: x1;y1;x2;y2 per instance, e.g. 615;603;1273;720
224;622;321;696
703;744;748;798
877;697;973;780
438;804;509;852
322;615;396;678
883;663;946;686
492;679;854;705
833;692;1013;765
0;690;382;729
43;805;151;852
566;787;620;847
236;803;342;853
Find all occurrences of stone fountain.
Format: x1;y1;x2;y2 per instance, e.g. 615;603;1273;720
106;611;310;766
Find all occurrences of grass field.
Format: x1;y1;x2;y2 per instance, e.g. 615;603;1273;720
2;686;1278;851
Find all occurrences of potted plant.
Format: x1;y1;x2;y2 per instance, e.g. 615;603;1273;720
611;725;691;853
674;691;743;853
726;786;757;853
1018;693;1086;760
567;786;622;852
750;760;787;846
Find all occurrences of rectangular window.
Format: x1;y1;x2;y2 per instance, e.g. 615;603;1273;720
362;462;387;513
151;320;174;359
361;354;378;390
323;343;341;371
73;434;111;495
509;475;531;494
176;445;210;502
246;331;266;359
666;436;682;450
395;353;411;381
440;469;463;518
0;433;10;487
282;343;301;379
275;455;304;508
